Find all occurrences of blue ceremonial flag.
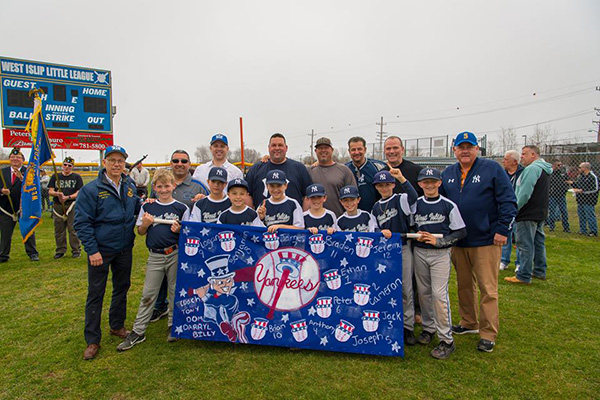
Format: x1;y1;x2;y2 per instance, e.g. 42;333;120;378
20;94;54;242
172;223;405;357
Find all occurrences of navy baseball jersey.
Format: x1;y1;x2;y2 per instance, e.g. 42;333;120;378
137;200;189;249
264;197;304;228
246;159;313;209
218;206;264;227
303;209;337;230
188;196;231;223
413;195;466;249
371;192;416;238
335;210;378;232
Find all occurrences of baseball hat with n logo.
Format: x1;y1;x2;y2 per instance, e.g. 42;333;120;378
418;168;442;181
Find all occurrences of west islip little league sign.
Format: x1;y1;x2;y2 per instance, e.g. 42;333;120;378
173;222;405;357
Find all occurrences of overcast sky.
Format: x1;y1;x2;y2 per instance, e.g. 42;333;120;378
1;1;599;163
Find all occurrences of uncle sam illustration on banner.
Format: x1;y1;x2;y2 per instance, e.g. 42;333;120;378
172;222;405;357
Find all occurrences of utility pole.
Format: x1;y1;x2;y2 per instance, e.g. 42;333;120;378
308;129;315;163
376;117;387;160
594;106;600;143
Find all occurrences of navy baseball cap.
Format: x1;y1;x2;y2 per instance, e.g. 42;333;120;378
454;131;478;146
266;169;287;184
339;185;359;199
418;168;442;181
104;145;128;159
227;178;249;191
373;170;396;184
210;133;228;146
306;183;326;198
208;166;228;182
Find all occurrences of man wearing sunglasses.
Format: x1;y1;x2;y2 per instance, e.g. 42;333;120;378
148;149;207;324
48;156;84;259
152;150;207;208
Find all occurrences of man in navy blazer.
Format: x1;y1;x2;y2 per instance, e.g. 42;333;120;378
0;148;38;262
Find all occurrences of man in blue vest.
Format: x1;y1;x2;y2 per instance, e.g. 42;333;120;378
75;145;141;360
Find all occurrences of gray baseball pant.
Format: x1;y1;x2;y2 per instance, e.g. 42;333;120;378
132;251;178;336
413;246;453;343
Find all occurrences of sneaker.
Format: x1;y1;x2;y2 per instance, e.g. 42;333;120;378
417;330;435;345
30;255;39;262
54;253;65;260
150;308;169;323
514;264;520;273
452;324;479;335
499;262;508;271
72;253;81;258
430;341;455;359
477;339;495;353
404;328;416;346
117;332;146;351
167;334;180;343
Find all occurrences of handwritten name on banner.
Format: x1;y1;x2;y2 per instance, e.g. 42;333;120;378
172;223;405;357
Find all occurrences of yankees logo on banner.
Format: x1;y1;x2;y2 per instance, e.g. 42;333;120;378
173;222;406;357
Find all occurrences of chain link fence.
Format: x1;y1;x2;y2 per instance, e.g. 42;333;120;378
407;152;600;240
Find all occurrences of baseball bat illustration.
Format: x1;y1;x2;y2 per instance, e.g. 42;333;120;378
266;268;291;320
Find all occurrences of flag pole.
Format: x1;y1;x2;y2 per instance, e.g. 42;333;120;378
0;167;17;220
29;88;63;216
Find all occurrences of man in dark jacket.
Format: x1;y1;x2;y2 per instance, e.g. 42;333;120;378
0;148;39;262
505;146;552;284
75;145;141;360
500;150;524;271
572;162;599;236
546;160;571;232
441;132;517;353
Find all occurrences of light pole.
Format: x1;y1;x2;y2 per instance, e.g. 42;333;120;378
522;135;527;146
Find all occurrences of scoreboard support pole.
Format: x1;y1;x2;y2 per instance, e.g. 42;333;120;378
239;117;245;172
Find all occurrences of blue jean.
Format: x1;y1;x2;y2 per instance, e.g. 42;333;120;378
501;229;520;266
515;221;547;282
546;196;570;232
577;204;598;235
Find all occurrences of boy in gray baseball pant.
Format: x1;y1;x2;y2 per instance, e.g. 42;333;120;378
413;168;467;359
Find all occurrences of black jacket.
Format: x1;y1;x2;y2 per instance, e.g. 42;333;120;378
0;166;26;215
573;172;599;206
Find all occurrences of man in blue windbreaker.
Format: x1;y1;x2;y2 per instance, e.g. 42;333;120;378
441;132;517;353
75;145;141;360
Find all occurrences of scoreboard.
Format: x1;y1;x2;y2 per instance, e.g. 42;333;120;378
0;56;113;150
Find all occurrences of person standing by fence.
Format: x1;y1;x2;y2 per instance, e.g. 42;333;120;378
571;162;599;237
546;160;571;233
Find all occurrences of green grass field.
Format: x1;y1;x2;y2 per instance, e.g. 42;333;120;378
0;217;599;399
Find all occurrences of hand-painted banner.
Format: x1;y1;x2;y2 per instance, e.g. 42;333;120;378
172;222;405;357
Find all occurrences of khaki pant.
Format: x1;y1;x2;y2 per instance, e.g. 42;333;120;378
132;251;178;335
53;202;80;255
451;245;501;342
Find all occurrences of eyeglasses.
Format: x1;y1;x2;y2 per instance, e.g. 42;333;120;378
105;159;125;165
171;159;189;164
63;163;73;167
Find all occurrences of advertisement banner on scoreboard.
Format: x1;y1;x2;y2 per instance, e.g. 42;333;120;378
172;222;405;357
2;128;112;150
